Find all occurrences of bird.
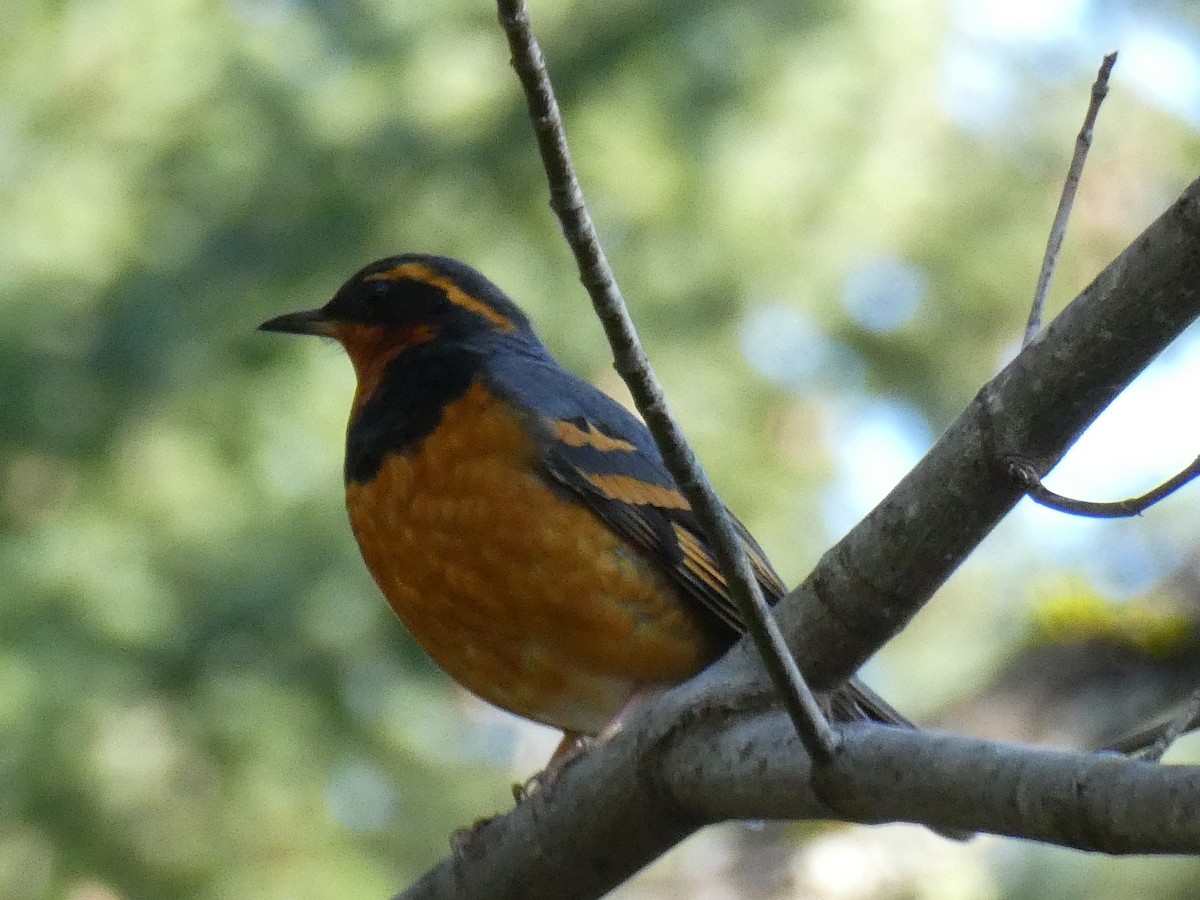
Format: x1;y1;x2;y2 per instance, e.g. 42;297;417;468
260;253;911;767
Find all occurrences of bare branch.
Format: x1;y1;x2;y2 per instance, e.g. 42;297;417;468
1024;52;1118;346
673;715;1200;853
1136;688;1200;762
1106;688;1200;760
1009;454;1200;518
495;0;837;760
396;689;1200;899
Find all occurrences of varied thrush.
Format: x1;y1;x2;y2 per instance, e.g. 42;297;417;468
260;255;909;762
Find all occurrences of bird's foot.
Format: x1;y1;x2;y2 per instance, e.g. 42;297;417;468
513;731;593;803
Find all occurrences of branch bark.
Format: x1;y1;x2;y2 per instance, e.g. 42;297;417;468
1024;52;1117;344
399;685;1200;900
674;717;1200;853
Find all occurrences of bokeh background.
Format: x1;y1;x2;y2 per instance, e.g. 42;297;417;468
5;0;1200;897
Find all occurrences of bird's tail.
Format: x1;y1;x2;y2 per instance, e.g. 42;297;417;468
830;676;914;728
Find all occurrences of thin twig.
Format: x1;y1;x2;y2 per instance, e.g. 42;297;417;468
1024;52;1118;346
1104;688;1200;760
1137;688;1200;762
1008;455;1200;518
495;0;839;763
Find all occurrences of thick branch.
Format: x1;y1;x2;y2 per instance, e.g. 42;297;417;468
399;677;1200;900
671;715;1200;854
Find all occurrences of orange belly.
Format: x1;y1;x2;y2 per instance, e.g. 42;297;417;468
344;382;715;733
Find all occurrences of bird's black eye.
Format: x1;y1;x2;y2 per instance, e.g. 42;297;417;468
363;278;391;318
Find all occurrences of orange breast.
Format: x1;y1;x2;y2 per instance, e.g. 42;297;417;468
344;382;715;733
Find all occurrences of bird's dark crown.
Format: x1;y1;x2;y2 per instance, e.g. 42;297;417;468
321;254;534;337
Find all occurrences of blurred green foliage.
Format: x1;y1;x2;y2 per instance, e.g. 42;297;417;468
3;0;1200;897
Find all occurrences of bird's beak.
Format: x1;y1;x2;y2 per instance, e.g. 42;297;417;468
258;308;335;337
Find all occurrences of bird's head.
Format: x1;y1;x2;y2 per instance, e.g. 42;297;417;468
259;254;536;368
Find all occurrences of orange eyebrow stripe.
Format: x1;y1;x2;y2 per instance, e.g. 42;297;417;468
554;419;637;453
366;263;517;333
581;473;690;510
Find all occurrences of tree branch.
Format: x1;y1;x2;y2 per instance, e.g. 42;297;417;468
395;179;1200;898
1108;688;1200;759
1134;687;1200;762
1024;52;1117;345
1008;453;1200;518
672;716;1200;853
398;681;1200;900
